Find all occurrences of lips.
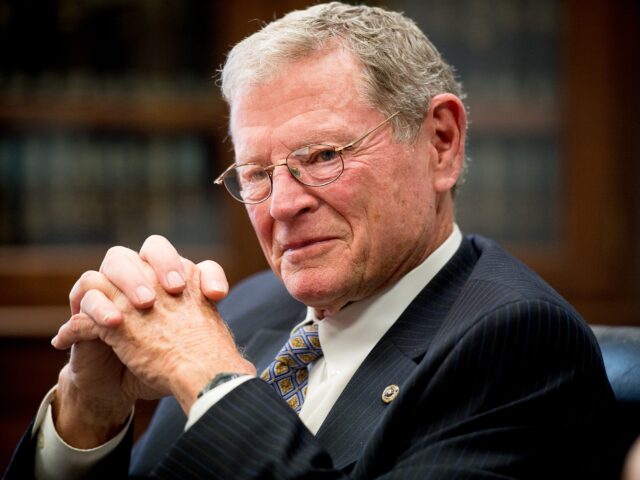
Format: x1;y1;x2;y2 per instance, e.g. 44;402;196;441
280;236;338;253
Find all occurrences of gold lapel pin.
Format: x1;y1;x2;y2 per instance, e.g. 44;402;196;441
381;384;400;404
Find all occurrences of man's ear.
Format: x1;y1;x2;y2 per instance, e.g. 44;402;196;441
425;93;466;193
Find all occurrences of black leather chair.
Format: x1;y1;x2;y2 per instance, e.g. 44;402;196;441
591;325;640;476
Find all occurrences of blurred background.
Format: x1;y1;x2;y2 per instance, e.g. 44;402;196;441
0;0;638;469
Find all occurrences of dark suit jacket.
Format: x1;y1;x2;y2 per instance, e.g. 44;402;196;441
4;236;616;479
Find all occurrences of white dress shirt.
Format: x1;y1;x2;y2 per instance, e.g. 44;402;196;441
33;225;462;479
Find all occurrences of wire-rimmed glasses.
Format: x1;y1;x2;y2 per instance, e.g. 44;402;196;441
214;111;399;204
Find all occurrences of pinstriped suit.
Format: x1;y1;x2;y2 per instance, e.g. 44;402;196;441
3;235;615;479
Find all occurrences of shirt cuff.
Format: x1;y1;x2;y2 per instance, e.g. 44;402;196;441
185;375;254;431
33;386;133;480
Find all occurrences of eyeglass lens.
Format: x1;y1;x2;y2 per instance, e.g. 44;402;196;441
223;145;344;204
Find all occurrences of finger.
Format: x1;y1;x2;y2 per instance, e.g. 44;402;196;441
100;246;156;309
52;313;102;350
69;270;122;319
139;235;186;294
196;260;229;301
79;289;124;328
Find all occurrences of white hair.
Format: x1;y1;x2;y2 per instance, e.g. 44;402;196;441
220;1;466;154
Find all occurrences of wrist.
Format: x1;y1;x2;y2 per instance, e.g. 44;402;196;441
53;371;133;449
197;372;246;399
170;358;256;414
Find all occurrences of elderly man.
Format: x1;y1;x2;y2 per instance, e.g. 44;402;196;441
5;2;614;479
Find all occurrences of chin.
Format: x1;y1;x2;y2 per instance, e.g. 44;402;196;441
280;267;349;310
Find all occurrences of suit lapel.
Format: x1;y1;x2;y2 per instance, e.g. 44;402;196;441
315;237;479;469
315;336;417;469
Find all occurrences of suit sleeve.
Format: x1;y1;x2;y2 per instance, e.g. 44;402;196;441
151;300;615;479
2;420;133;480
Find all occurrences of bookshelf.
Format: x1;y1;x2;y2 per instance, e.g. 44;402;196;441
400;0;639;325
0;92;223;132
0;1;275;339
0;0;638;333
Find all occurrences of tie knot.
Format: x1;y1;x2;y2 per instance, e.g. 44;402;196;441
283;323;322;366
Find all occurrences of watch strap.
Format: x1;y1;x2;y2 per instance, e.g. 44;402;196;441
197;373;244;399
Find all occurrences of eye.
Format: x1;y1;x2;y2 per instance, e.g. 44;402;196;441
237;165;268;185
307;147;339;164
249;169;268;181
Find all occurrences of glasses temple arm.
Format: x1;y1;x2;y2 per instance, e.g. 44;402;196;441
214;163;237;184
336;111;400;153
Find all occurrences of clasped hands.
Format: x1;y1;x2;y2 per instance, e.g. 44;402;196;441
50;235;256;448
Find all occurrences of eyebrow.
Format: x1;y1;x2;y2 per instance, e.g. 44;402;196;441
287;127;353;150
234;125;354;166
234;155;269;167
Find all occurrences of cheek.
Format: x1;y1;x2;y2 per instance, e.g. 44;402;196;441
359;172;429;247
327;178;383;255
246;206;273;249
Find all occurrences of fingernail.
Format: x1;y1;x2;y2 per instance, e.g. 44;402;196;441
136;285;155;304
51;335;57;347
209;281;228;293
167;270;185;289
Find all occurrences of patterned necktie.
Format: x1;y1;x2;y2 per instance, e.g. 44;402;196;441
260;323;323;412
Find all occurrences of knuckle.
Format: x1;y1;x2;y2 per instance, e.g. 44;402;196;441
148;234;167;244
212;262;225;275
199;259;215;269
141;234;168;253
105;245;127;257
71;270;100;300
101;245;131;272
78;294;89;315
178;258;199;281
79;290;98;315
202;260;227;280
141;235;179;268
68;290;77;307
181;257;196;271
105;245;131;261
78;270;99;285
68;315;82;334
69;283;78;304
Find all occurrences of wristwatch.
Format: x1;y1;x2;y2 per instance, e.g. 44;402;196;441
197;373;244;399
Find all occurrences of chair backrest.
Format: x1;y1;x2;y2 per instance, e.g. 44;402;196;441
591;325;640;475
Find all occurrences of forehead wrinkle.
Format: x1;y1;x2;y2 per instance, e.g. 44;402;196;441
233;128;274;166
274;110;357;149
231;64;371;165
285;126;355;151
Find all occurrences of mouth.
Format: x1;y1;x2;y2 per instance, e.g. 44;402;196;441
280;237;338;254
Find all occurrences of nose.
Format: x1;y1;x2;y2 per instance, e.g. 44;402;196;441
268;165;319;221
